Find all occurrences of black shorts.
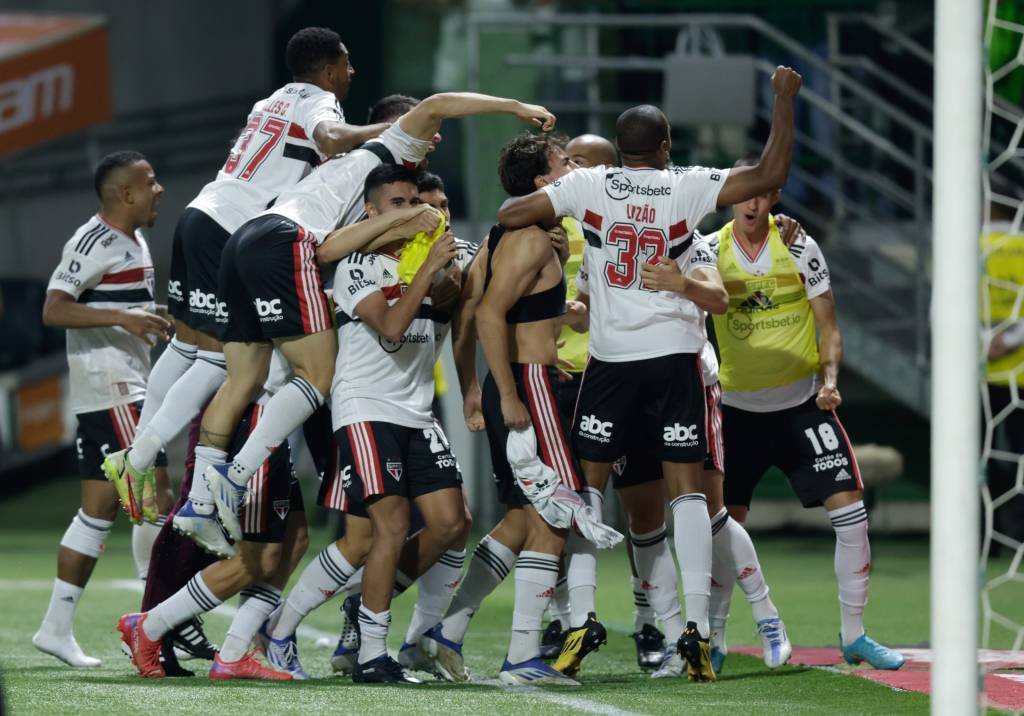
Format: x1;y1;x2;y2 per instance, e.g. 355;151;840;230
319;421;461;512
75;402;166;479
574;353;706;464
721;397;862;509
483;364;583;506
217;214;333;343
231;403;304;543
167;208;231;333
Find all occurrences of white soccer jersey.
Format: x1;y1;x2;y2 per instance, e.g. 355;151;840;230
331;251;439;429
265;122;433;243
47;215;156;414
705;231;832;412
188;83;343;234
543;164;728;361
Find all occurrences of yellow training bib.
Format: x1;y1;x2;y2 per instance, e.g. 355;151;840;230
557;216;590;374
982;229;1024;386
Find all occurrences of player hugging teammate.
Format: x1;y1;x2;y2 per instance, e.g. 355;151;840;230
35;21;905;687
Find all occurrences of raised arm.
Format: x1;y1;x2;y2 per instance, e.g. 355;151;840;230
313;121;391;156
43;290;170;346
316;204;440;264
398;92;556;142
809;290;843;410
452;244;489;432
496;191;557;231
716;66;802;207
476;228;552;429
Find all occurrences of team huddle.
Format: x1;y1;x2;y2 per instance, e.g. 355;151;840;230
34;26;906;686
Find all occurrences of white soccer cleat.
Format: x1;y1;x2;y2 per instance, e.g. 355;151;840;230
757;617;792;669
172;499;235;558
651;644;684;679
398;640;440;676
419;624;470;682
203;463;246;543
499;657;580;686
32;629;101;668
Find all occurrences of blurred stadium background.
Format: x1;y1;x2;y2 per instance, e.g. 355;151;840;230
0;0;1021;713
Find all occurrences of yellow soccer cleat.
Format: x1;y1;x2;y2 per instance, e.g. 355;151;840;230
101;449;146;524
140;467;158;523
677;622;717;683
552;613;607;677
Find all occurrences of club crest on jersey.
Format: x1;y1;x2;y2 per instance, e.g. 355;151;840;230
273;499;290;520
386;461;403;481
612;455;627;476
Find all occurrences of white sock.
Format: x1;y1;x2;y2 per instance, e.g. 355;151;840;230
143;573;222;640
129;352;225;471
188;445;227;510
829;501;870;644
710;508;778;622
220;583;281;662
135;338;196;434
631;525;685;643
567;487;601;627
551;575;571;626
272;543;356;639
670;493;712;637
343;567;364;599
709;510;735;652
40;578;84;635
405;549;465;644
131;516;165;581
631;576;657;632
357;605;391;663
228;376;323;485
441;534;517;643
508;551;559;663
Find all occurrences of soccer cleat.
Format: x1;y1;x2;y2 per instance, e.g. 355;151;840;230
32;629;101;668
331;595;362;674
102;449;146;523
172;499;235;558
499;657;580;686
352;654;422;684
398;641;438;675
650;644;684;679
265;634;309;680
710;647;726;675
331;641;358;675
209;651;293;680
841;632;905;670
170;617;218;661
539;619;565;660
117;612;165;678
631;623;667;670
757;618;792;668
419;624;470;682
140;468;158;523
677;621;716;683
552;612;607;677
160;639;195;678
204;462;246;542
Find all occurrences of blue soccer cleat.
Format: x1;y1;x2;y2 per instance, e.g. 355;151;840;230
841;632;905;670
419;624;469;682
203;463;246;543
265;633;309;680
710;646;726;675
499;657;580;686
757;618;792;668
172;499;235;558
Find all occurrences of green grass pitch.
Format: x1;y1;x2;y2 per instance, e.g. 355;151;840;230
0;477;955;715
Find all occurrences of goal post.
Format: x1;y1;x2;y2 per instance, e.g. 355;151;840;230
931;0;982;713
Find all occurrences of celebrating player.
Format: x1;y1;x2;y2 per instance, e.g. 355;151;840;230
497;66;803;681
102;27;386;542
699;154;904;671
34;151;169;668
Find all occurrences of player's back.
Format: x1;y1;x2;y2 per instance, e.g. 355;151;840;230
189;82;343;234
543;163;727;362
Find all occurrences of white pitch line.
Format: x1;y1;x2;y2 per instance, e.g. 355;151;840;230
3;578;648;716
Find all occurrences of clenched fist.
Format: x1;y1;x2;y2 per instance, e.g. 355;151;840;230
771;66;802;99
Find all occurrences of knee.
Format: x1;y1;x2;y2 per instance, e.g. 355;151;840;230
255;544;284;581
627;509;664;536
428;511;466;548
294;366;333;399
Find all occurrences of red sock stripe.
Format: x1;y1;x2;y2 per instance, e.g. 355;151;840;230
832;410;863;490
524;365;580;489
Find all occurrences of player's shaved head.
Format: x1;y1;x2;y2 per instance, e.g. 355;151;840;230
566;134;618;168
615;105;670;158
93;150;148;202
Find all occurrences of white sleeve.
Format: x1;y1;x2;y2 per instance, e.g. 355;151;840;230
334;255;385;316
671;166;729;228
681;236;718;276
46;241;112;299
541;167;602;220
454;239;478;271
374;123;433;167
797;237;831;299
298;92;345;140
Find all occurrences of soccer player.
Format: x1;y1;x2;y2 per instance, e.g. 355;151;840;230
496;66;803;681
697;154;904;670
34;151;169;667
187;92;555;556
420;132;583;687
118;353;309;680
102;27;387;542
